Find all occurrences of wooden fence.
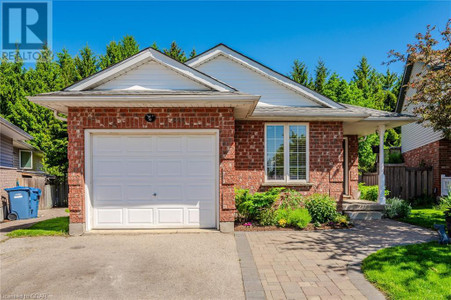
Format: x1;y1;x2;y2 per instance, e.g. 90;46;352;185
359;164;433;200
18;176;68;209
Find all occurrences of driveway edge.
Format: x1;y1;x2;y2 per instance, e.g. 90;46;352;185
347;262;385;300
235;232;265;300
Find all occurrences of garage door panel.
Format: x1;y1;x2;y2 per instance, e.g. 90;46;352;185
125;160;153;176
127;209;153;224
125;185;154;201
93;136;124;155
94;160;123;177
157;208;184;224
156;136;183;152
186;160;214;176
154;185;183;201
91;134;217;229
156;160;183;176
96;209;123;224
125;136;155;154
186;136;215;153
94;185;122;202
186;185;215;200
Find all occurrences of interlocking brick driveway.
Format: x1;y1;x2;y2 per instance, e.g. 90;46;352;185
236;219;436;300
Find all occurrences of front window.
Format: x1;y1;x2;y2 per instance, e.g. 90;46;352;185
265;124;309;182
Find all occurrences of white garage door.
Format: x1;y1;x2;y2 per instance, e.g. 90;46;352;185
91;133;217;229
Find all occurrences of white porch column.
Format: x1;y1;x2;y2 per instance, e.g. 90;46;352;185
378;124;386;205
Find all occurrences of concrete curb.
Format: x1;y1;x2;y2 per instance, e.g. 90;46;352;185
235;232;266;300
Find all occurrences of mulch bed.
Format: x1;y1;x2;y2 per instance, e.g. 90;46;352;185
234;222;353;231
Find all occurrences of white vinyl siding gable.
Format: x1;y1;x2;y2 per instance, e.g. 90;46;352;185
195;55;321;107
401;122;443;153
400;62;444;153
94;60;211;91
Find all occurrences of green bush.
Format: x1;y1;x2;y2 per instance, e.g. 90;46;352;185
259;207;277;226
359;183;390;201
436;193;451;210
235;188;284;221
387;152;403;164
274;208;290;225
287;208;312;229
384;197;412;219
304;194;338;224
278;190;304;210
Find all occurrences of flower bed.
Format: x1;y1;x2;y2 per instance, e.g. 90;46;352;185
234;188;351;231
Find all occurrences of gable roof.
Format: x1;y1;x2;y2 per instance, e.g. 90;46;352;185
66;47;236;92
0;117;33;140
186;44;344;109
395;61;414;113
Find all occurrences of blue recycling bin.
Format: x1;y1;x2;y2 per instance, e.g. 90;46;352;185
5;186;32;220
4;186;41;220
29;187;41;218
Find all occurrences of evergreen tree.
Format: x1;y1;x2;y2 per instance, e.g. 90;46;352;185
75;45;98;79
99;35;140;69
313;58;329;93
57;48;78;88
163;41;187;63
322;72;341;101
189;48;197;59
290;60;309;86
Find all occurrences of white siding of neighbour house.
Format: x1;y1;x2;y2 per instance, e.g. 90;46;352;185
195;55;321;107
401;62;443;153
94;60;210;91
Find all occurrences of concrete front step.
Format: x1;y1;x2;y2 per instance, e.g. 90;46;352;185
342;202;385;211
345;211;383;220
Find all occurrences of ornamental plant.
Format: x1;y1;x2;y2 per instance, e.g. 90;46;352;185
304;194;338;224
235;188;284;221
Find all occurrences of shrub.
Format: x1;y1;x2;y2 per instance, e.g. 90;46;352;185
334;214;351;227
287;208;312;229
235;188;284;221
304;194;338;224
436;193;451;210
384;197;412;219
274;208;290;225
387;152;403;164
278;190;304;210
259;208;277;226
359;183;390;202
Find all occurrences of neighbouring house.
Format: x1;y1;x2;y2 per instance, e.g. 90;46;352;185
0;117;47;219
30;44;416;234
396;61;451;196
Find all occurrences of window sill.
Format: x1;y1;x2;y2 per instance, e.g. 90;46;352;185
262;182;314;187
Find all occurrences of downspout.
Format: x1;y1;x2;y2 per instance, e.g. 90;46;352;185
52;110;67;122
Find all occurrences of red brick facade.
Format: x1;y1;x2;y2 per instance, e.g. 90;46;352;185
235;121;357;205
67;107;236;224
403;138;451;195
67;108;360;227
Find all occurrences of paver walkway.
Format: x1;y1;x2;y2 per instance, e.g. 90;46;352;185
237;219;436;300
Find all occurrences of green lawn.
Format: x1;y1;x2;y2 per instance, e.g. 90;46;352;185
400;207;445;230
7;217;69;238
362;242;451;300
